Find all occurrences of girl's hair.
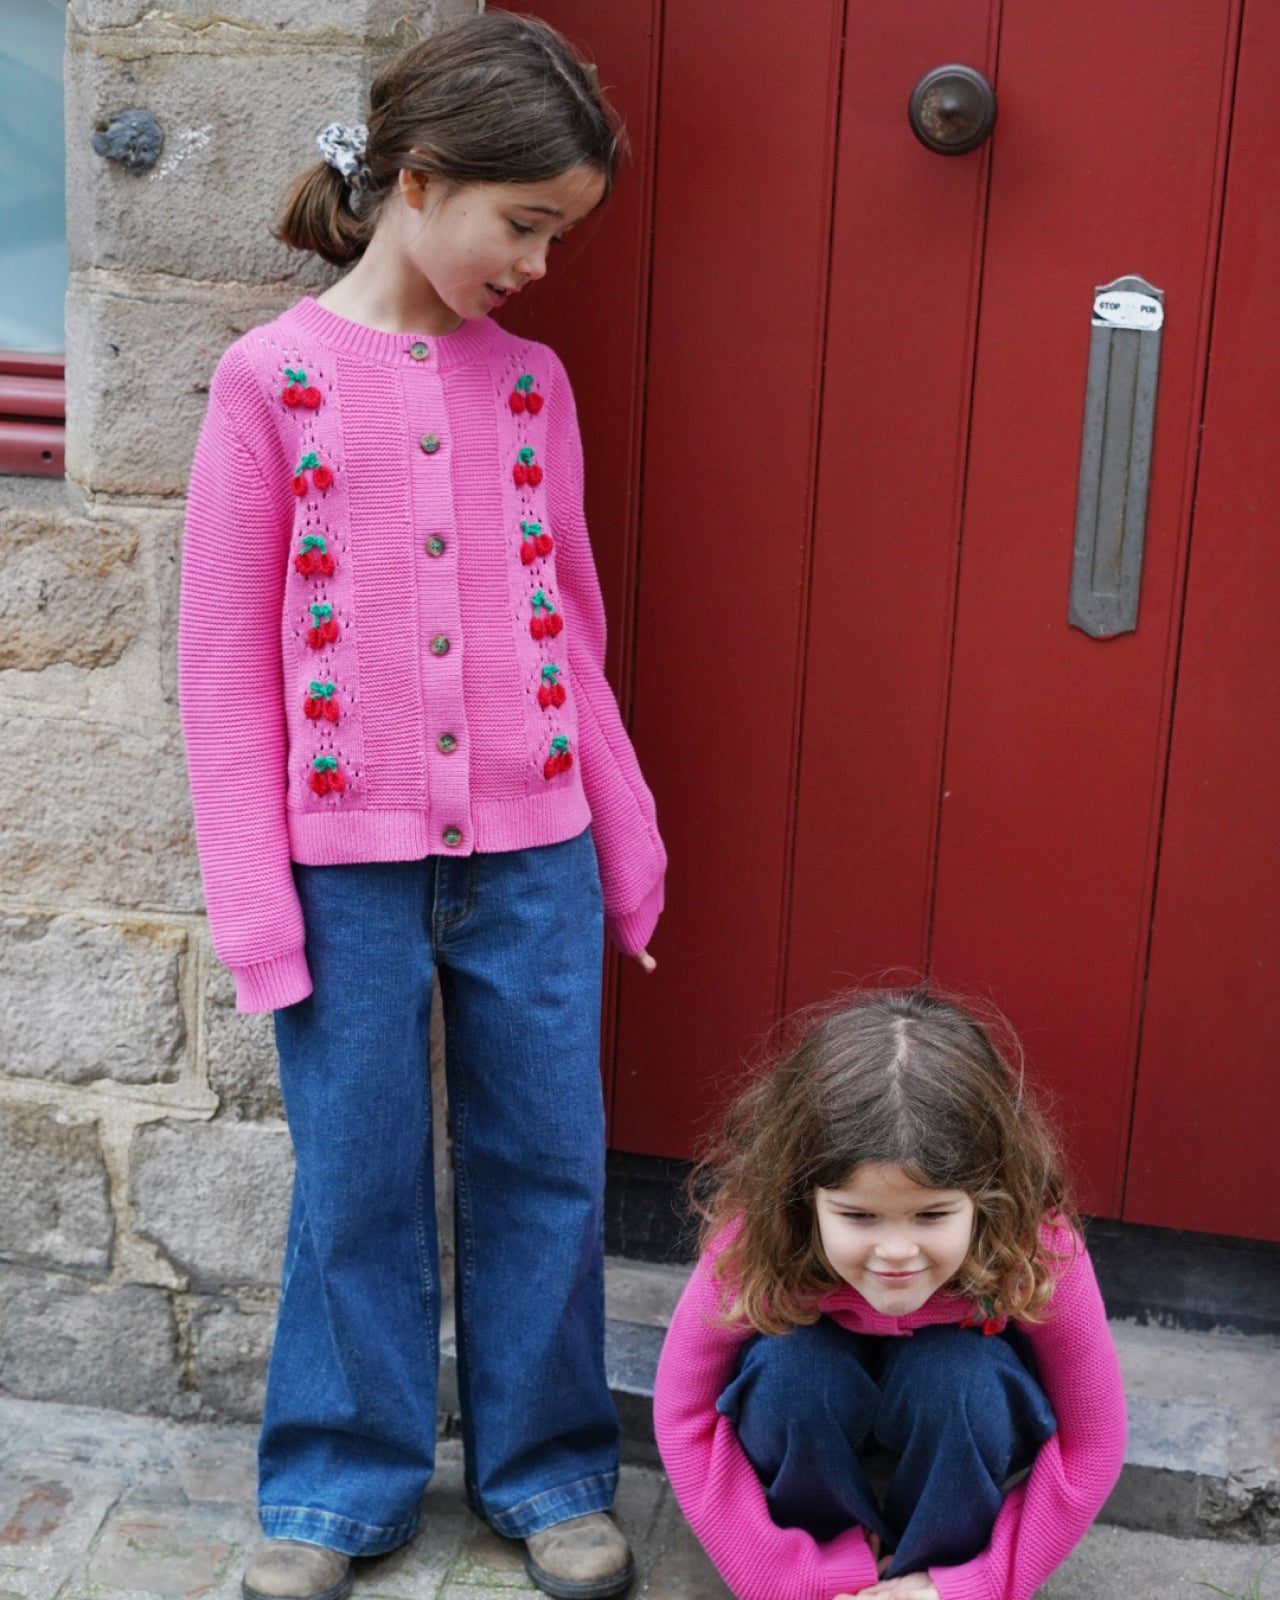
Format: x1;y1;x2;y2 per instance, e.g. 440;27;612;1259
277;12;624;266
693;988;1078;1335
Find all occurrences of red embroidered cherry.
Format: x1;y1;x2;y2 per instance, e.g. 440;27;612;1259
520;520;552;564
530;589;559;640
304;681;340;721
526;392;544;416
306;602;339;650
527;464;544;488
537;663;566;709
535;530;553;556
510;373;542;414
294;535;336;577
515;446;541;488
543;736;572;778
312;464;334;492
309;754;345;795
292;474;307;498
283;367;322;409
293;452;331;496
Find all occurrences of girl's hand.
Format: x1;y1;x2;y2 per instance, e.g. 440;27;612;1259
634;947;657;973
852;1575;940;1599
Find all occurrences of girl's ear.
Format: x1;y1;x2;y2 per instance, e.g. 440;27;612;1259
399;168;430;210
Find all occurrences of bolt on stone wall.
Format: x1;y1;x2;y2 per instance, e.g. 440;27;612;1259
0;0;475;1423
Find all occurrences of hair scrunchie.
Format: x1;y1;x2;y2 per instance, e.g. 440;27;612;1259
316;123;371;193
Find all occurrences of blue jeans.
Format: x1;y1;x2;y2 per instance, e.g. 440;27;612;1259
717;1317;1057;1576
259;829;618;1556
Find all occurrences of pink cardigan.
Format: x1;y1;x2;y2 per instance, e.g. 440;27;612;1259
179;298;665;1012
654;1228;1126;1600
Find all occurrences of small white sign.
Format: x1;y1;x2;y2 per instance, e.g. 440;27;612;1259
1092;289;1164;331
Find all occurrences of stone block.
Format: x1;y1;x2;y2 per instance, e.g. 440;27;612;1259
64;278;296;499
0;1104;113;1271
66;41;362;287
86;1495;259;1597
0;1267;186;1416
0;912;186;1086
68;0;472;40
130;1120;292;1288
0;500;143;673
189;1296;275;1422
0;712;201;911
205;962;283;1122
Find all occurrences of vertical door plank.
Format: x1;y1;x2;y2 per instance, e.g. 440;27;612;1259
609;0;845;1155
1125;0;1280;1241
929;1;1237;1214
492;0;662;1119
784;1;997;1013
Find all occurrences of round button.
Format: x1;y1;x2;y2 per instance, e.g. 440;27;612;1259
409;341;429;361
426;536;446;558
420;433;441;454
430;634;450;657
442;826;463;848
437;733;457;755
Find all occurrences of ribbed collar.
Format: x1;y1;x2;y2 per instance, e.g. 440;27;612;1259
288;297;511;370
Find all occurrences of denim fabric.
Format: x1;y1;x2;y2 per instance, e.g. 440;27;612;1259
718;1316;1058;1576
259;829;619;1555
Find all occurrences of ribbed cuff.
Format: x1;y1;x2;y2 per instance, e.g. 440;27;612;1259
233;948;312;1014
606;878;665;956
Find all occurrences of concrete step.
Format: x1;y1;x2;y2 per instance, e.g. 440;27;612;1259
572;1257;1280;1546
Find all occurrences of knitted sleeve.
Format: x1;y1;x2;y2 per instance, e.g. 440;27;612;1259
929;1230;1127;1600
178;350;312;1013
543;354;666;954
654;1249;881;1600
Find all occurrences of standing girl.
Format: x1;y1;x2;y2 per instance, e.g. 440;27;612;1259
178;16;663;1600
654;990;1126;1600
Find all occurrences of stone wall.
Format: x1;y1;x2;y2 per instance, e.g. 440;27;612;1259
0;0;474;1421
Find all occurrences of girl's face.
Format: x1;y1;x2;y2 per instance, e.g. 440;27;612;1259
814;1162;976;1315
397;164;606;323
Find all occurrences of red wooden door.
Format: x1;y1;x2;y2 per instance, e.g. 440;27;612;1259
499;0;1280;1240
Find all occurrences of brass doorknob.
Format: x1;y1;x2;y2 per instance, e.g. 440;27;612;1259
908;65;997;155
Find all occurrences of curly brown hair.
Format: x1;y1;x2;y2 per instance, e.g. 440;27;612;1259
693;988;1078;1334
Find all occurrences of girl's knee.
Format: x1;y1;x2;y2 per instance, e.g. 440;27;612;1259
718;1318;877;1429
879;1327;1056;1454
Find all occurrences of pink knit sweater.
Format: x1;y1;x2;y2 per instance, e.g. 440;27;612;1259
654;1227;1126;1600
179;298;665;1012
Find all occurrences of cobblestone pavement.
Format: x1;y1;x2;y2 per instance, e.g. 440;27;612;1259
1;1398;1275;1600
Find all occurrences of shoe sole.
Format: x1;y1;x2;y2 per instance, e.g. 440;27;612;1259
522;1550;635;1600
243;1572;353;1600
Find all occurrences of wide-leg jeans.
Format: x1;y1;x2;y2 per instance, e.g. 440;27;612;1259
717;1316;1058;1576
259;829;619;1556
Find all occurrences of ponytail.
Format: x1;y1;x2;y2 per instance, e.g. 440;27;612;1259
275;160;373;267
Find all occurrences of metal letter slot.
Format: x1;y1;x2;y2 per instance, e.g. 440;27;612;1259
1069;274;1165;638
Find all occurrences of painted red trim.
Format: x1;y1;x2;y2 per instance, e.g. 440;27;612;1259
0;351;66;477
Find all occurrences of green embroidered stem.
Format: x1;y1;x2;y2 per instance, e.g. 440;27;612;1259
285;367;307;385
540;664;561;685
531;590;555;616
518;446;536;465
312;755;338;772
550;736;569;757
521;520;542;537
309;603;332;623
516;373;535;393
297;452;320;473
300;534;327;553
308;681;335;698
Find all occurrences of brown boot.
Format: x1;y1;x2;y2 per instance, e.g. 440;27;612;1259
522;1512;634;1600
242;1540;352;1600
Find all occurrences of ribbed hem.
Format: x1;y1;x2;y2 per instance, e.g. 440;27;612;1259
260;1502;419;1559
606;879;665;956
931;1555;998;1600
483;1470;618;1539
233;948;312;1014
287;791;593;865
805;1527;880;1598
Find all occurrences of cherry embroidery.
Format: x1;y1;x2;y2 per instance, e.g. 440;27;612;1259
303;681;340;722
309;754;346;795
543;735;573;779
529;590;563;640
306;602;340;650
513;446;544;488
959;1300;1005;1336
509;372;544;415
519;520;554;565
537;663;566;709
282;367;323;410
293;451;333;496
294;534;336;577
